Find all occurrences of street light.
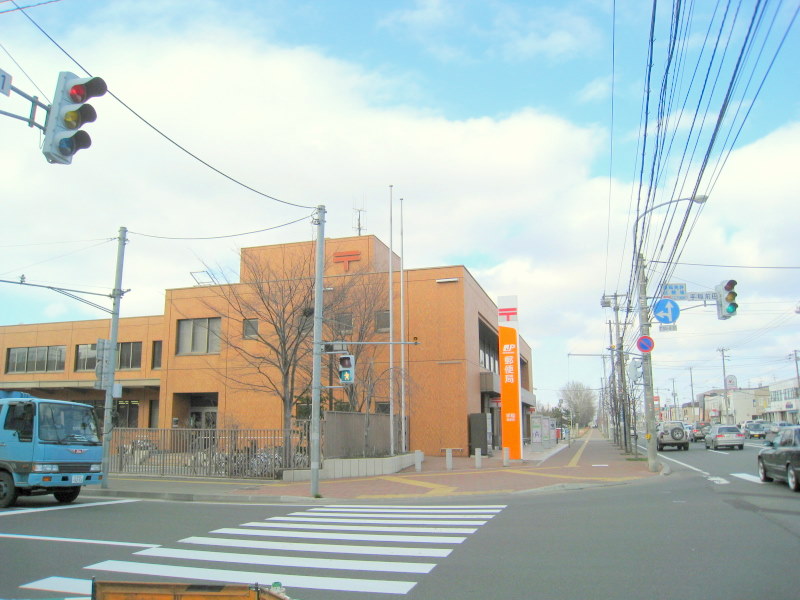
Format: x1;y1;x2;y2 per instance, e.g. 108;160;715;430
633;194;707;473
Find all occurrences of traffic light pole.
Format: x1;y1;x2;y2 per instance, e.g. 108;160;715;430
100;227;127;488
638;253;659;472
310;205;326;498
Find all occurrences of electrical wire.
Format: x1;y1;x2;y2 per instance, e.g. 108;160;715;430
11;1;316;211
129;212;316;241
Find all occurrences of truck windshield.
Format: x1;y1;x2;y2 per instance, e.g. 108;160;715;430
38;402;101;445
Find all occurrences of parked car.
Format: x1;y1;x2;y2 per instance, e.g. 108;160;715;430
689;422;710;442
744;422;768;439
705;424;745;450
758;425;800;491
740;420;756;432
656;421;689;451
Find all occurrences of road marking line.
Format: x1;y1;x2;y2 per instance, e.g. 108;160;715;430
241;521;478;534
289;511;497;520
567;436;592;467
0;532;158;548
0;498;138;516
505;469;637;482
87;560;417;595
182;535;454;557
211;526;467;544
268;516;488;526
21;577;90;594
135;546;436;574
308;506;504;512
731;473;763;484
707;477;730;485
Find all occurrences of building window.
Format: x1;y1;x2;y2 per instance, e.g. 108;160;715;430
375;310;390;333
75;344;97;371
117;342;142;370
152;341;162;369
243;318;259;339
334;313;353;335
6;346;66;374
177;317;221;355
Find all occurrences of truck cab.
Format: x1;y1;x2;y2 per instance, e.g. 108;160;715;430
0;391;104;508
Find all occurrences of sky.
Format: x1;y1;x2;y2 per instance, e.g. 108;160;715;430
1;0;799;414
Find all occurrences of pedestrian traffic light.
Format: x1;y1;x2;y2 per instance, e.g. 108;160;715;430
42;71;107;164
715;279;738;320
627;358;643;384
337;354;355;384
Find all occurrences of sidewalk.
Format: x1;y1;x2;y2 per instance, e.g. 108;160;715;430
85;429;659;504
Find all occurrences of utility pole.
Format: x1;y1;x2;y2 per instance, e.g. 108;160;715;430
637;253;658;472
612;300;631;454
689;367;696;421
100;227;127;488
310;205;326;497
718;347;730;424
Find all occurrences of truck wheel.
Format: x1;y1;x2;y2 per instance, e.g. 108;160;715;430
0;472;18;508
54;488;81;504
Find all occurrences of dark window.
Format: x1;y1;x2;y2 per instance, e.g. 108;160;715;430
177;318;221;355
375;310;390;333
152;341;162;369
75;344;97;371
5;346;66;374
243;319;258;339
3;402;34;442
334;313;353;335
117;342;142;369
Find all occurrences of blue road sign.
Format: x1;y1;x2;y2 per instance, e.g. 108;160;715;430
653;298;681;324
637;335;655;353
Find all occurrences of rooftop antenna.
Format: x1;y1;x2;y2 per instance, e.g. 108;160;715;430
353;207;367;236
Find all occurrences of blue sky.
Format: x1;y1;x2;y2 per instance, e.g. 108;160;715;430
1;0;799;412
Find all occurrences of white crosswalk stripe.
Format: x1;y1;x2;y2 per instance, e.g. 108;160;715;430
20;503;506;597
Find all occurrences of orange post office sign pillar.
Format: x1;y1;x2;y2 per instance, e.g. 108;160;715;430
498;296;522;460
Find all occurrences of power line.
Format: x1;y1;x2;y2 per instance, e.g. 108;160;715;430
129;213;316;241
11;1;315;211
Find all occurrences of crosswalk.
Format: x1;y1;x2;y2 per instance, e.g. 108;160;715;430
21;504;506;597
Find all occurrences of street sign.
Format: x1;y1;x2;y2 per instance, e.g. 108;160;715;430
636;335;655;353
653;298;681;324
0;69;11;96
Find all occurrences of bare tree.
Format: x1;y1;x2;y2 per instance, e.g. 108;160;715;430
205;247;321;431
559;381;597;428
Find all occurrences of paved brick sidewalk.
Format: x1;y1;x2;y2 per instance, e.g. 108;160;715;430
89;429;658;503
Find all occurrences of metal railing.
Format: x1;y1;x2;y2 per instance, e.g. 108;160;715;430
109;423;309;479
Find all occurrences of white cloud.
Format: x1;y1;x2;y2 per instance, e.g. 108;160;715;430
1;3;798;408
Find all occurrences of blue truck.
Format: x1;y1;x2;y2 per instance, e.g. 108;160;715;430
0;391;104;508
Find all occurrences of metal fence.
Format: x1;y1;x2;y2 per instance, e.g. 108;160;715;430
322;411;406;458
110;423;309;479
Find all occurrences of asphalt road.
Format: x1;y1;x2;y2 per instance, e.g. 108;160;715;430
0;440;797;600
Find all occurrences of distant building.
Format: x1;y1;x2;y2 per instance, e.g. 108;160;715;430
0;235;535;455
764;377;799;424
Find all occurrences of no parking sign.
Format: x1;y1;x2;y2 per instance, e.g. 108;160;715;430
637;335;655;353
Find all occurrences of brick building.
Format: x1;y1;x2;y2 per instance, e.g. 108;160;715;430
0;235;535;455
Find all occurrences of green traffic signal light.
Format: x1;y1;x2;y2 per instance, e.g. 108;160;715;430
715;279;738;319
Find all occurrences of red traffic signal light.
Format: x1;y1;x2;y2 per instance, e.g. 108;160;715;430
337;354;355;384
42;72;107;164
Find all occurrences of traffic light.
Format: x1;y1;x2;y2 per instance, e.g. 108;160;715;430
715;279;738;320
337;354;355;384
42;71;107;164
627;358;643;384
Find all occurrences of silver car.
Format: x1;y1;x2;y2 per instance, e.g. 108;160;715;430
705;424;745;450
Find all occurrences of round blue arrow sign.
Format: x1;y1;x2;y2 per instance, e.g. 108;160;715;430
653;298;681;324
